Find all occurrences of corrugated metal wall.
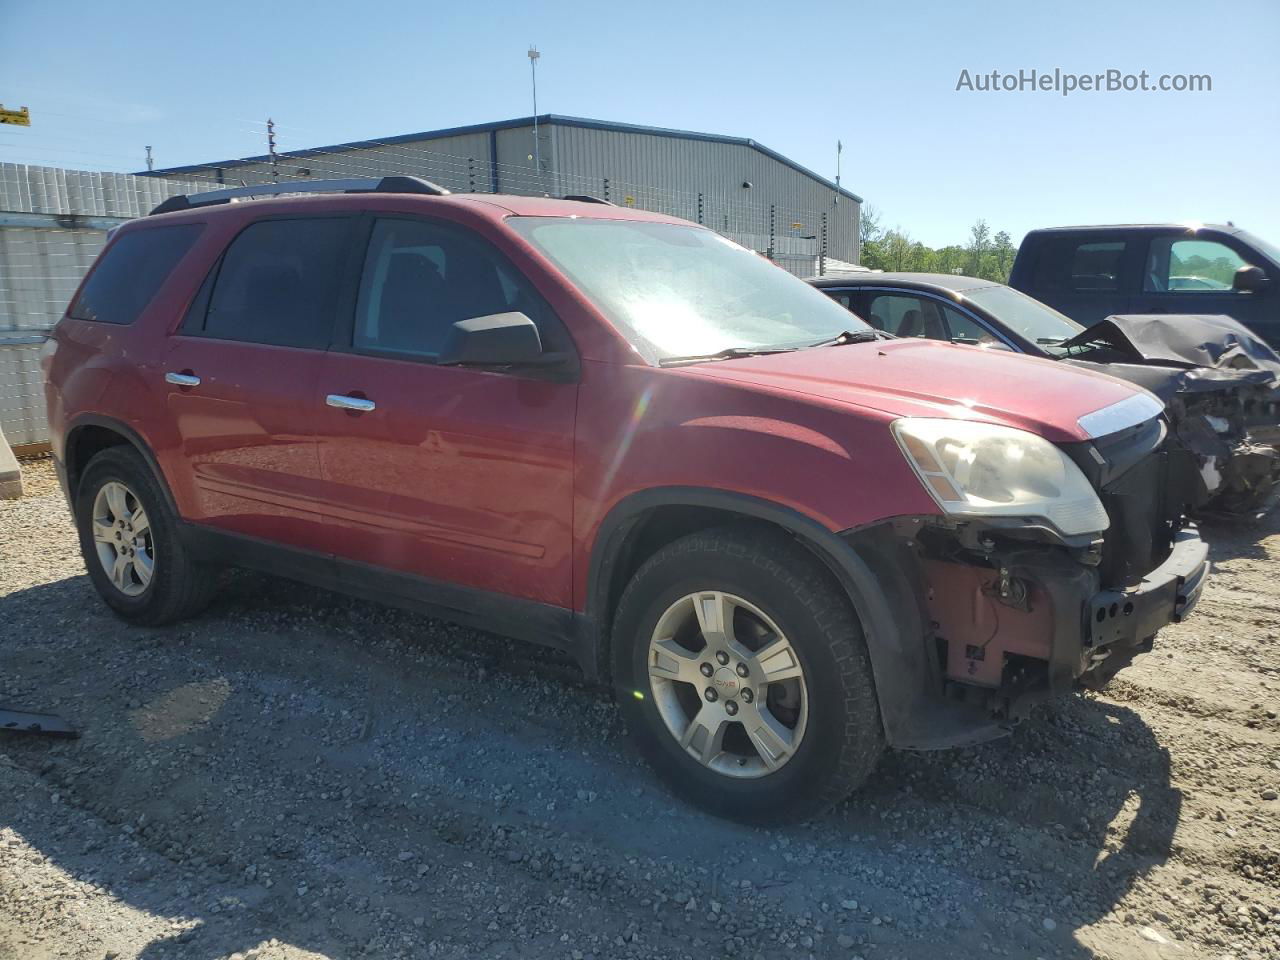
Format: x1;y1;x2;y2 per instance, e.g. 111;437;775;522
0;164;210;447
154;120;859;270
208;131;494;195
543;124;858;264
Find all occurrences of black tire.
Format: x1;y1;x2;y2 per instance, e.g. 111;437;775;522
74;446;219;625
612;525;884;824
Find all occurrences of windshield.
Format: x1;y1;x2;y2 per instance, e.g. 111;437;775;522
962;284;1085;350
509;217;870;360
1235;229;1280;268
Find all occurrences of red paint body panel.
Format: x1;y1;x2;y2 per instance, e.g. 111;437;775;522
46;192;1157;623
313;352;576;606
160;337;330;551
680;339;1138;445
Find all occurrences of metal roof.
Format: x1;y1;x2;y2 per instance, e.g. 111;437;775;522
1024;223;1237;235
141;114;863;203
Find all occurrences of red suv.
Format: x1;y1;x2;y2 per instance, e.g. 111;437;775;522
45;177;1209;823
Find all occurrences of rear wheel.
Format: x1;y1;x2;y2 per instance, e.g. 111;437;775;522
75;446;218;625
612;526;884;823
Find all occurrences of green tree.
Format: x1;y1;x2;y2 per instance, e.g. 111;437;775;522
992;230;1015;282
967;219;991;276
855;210;1018;282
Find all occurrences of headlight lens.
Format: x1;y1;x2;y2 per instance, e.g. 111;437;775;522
892;418;1109;536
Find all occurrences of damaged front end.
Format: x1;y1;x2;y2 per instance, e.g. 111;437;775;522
847;409;1208;748
1060;314;1280;517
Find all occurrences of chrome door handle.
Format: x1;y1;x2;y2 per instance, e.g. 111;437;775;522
165;372;201;387
326;394;376;412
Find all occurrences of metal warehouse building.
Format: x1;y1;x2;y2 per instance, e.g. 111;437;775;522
145;115;862;276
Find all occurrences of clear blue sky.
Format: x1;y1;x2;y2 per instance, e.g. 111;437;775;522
2;0;1277;249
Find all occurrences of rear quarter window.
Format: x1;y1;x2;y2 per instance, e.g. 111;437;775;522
67;223;203;325
1025;237;1128;293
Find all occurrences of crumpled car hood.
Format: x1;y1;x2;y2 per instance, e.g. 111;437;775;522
1062;314;1280;399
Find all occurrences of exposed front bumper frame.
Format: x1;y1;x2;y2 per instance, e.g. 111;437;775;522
841;519;1209;750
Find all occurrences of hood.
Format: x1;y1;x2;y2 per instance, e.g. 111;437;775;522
680;338;1154;444
1062;314;1280;385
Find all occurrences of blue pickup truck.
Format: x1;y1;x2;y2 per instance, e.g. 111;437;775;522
1009;224;1280;348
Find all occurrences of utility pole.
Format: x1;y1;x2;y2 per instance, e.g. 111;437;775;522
145;145;153;172
267;118;279;182
835;139;842;205
528;45;541;186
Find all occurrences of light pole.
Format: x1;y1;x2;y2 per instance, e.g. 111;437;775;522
835;139;842;205
528;45;541;188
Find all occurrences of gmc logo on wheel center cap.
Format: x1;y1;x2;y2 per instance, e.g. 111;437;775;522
712;668;739;693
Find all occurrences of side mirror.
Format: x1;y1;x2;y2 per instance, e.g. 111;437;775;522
1233;264;1271;293
437;312;543;366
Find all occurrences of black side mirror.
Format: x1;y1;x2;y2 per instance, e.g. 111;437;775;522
437;312;543;366
1233;264;1271;293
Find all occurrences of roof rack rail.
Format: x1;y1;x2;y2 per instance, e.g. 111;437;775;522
149;175;450;216
562;194;615;206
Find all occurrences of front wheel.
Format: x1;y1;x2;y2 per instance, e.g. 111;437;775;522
612;526;884;824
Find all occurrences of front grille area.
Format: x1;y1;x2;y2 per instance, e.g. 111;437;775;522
1096;451;1171;586
1063;415;1180;589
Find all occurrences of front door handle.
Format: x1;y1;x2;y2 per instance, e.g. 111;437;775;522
165;371;201;387
326;394;376;413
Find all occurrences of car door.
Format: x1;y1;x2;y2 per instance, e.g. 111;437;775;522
161;215;355;553
1130;231;1279;342
312;215;577;608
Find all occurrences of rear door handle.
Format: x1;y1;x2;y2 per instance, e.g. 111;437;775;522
165;371;201;387
326;394;376;413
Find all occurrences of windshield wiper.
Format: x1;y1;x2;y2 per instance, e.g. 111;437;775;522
658;345;798;366
804;329;891;348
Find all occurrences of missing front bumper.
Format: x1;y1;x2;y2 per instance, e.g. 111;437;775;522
1079;526;1208;685
922;523;1208;721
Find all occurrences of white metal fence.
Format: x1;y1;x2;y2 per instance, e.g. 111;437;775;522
0;164;212;447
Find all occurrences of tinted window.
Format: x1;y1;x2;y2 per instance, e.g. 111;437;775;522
200;218;349;348
67;224;202;325
354;218;561;358
866;293;948;339
1145;237;1247;292
1070;241;1126;291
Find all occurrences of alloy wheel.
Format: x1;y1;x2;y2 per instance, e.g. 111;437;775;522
647;590;808;778
91;481;154;597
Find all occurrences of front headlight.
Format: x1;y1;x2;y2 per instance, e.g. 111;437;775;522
892;418;1109;536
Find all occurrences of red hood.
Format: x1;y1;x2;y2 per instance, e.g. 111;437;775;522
679;339;1153;444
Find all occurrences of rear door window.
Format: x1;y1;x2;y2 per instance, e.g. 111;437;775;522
195;218;351;349
67;224;203;325
1069;241;1126;291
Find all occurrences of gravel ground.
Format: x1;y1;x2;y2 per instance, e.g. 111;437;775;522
1;457;1277;960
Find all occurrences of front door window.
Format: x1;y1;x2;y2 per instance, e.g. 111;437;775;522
1144;237;1247;293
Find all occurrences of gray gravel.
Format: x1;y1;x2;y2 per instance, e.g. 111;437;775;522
2;458;1278;960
